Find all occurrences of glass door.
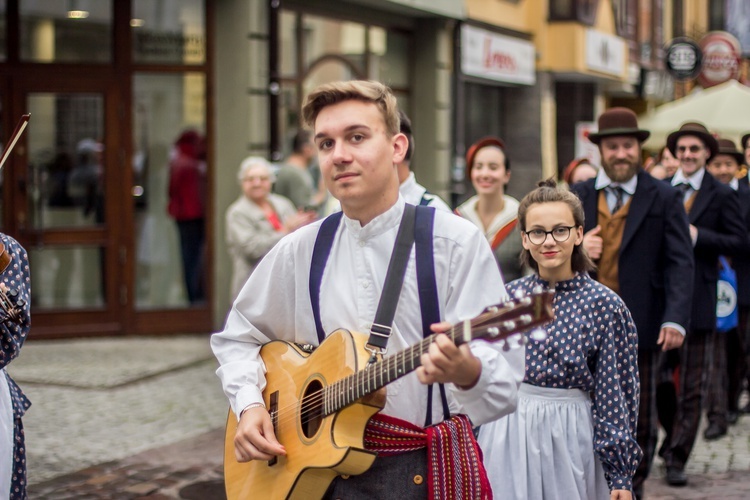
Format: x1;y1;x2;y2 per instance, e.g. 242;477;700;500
10;80;125;337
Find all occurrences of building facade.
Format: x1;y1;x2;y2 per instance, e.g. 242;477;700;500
0;1;722;337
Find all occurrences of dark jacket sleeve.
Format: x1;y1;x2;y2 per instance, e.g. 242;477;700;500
661;187;694;328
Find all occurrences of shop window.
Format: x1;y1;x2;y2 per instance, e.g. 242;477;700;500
132;72;207;309
20;0;112;63
132;0;205;65
549;0;598;25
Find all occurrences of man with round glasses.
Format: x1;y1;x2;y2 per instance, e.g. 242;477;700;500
569;107;694;499
657;122;747;488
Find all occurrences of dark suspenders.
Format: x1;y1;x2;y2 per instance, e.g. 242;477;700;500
309;204;450;425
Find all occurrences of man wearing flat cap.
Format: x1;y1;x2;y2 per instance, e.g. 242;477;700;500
570;107;694;499
703;138;750;440
658;122;747;487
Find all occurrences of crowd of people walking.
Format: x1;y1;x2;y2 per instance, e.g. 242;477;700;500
208;79;750;500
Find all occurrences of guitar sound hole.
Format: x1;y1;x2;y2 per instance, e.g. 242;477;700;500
300;380;323;438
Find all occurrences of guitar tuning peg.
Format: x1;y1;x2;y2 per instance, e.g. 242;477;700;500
532;285;543;294
518;314;532;325
516;336;526;348
502;340;511;351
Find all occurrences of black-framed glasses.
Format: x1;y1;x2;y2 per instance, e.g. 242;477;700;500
524;226;576;245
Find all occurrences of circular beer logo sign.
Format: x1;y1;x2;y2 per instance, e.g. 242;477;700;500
665;37;702;80
697;31;741;88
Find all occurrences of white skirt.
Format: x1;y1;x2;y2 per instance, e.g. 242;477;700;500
478;383;610;500
0;370;13;497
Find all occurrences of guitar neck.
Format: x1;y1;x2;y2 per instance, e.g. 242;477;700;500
320;291;553;417
321;326;472;416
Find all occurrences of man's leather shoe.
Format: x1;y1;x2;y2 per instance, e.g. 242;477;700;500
727;411;739;424
665;466;688;486
703;423;727;440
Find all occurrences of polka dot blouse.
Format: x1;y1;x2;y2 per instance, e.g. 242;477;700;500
0;234;31;500
507;272;642;492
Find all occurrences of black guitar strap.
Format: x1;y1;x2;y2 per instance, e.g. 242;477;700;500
309;204;450;425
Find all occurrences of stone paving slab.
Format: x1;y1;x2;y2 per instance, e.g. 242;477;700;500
8;335;214;388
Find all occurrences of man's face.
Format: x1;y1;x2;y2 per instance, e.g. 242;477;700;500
314;100;406;222
707;154;740;185
675;135;710;177
599;136;640;183
744;143;750;168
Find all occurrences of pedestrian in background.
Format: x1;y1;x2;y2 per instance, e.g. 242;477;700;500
456;136;524;282
225;156;315;300
660;122;746;487
562;157;598;186
478;178;640;500
274;130;317;210
0;233;32;500
569;107;694;499
703;138;750;439
656;145;680;179
396;110;451;211
167;129;206;305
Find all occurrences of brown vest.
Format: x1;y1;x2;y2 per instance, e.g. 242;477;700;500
597;190;631;294
684;190;698;214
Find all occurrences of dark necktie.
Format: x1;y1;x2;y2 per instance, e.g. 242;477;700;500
609;186;625;214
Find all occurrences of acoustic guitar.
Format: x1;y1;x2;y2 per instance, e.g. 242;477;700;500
223;290;554;500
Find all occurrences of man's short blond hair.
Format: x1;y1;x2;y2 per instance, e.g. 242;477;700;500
302;80;400;137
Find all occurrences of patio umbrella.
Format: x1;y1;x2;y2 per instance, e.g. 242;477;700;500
638;80;750;150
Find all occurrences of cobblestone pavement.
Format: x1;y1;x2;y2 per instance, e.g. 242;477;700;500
8;335;750;499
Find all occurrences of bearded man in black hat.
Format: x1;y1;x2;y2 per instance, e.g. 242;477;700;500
570;107;694;499
658;122;747;488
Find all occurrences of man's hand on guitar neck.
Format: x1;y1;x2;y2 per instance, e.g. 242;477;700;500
234;405;286;463
416;322;482;390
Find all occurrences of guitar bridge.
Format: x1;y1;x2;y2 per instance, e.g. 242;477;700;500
268;391;279;466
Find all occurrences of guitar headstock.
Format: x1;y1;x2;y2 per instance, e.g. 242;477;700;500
462;290;554;346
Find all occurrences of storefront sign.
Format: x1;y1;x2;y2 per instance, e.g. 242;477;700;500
461;24;536;86
575;122;601;167
697;31;742;88
585;29;625;77
665;37;702;80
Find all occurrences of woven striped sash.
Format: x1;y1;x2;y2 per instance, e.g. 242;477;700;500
364;413;492;499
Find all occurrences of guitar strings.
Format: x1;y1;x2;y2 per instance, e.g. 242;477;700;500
268;297;539;429
266;325;472;429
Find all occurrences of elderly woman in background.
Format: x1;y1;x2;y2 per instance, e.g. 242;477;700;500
225;156;316;299
456;136;524;282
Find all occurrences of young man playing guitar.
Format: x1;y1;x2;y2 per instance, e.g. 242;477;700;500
211;80;525;499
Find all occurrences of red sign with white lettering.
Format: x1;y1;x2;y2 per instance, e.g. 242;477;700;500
697;31;742;88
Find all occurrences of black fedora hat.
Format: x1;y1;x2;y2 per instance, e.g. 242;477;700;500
587;107;650;144
666;122;718;159
714;138;745;165
741;133;750;150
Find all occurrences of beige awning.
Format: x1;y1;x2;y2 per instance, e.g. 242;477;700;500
638;80;750;150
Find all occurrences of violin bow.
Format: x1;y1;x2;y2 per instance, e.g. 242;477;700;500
0;114;31;170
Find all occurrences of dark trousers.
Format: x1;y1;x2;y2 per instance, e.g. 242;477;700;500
706;305;750;425
324;449;428;499
176;219;205;304
664;330;712;469
633;349;659;493
656;350;679;457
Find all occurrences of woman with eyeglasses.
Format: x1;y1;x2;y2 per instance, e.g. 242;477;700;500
456;137;525;281
477;179;641;500
225;156;316;300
